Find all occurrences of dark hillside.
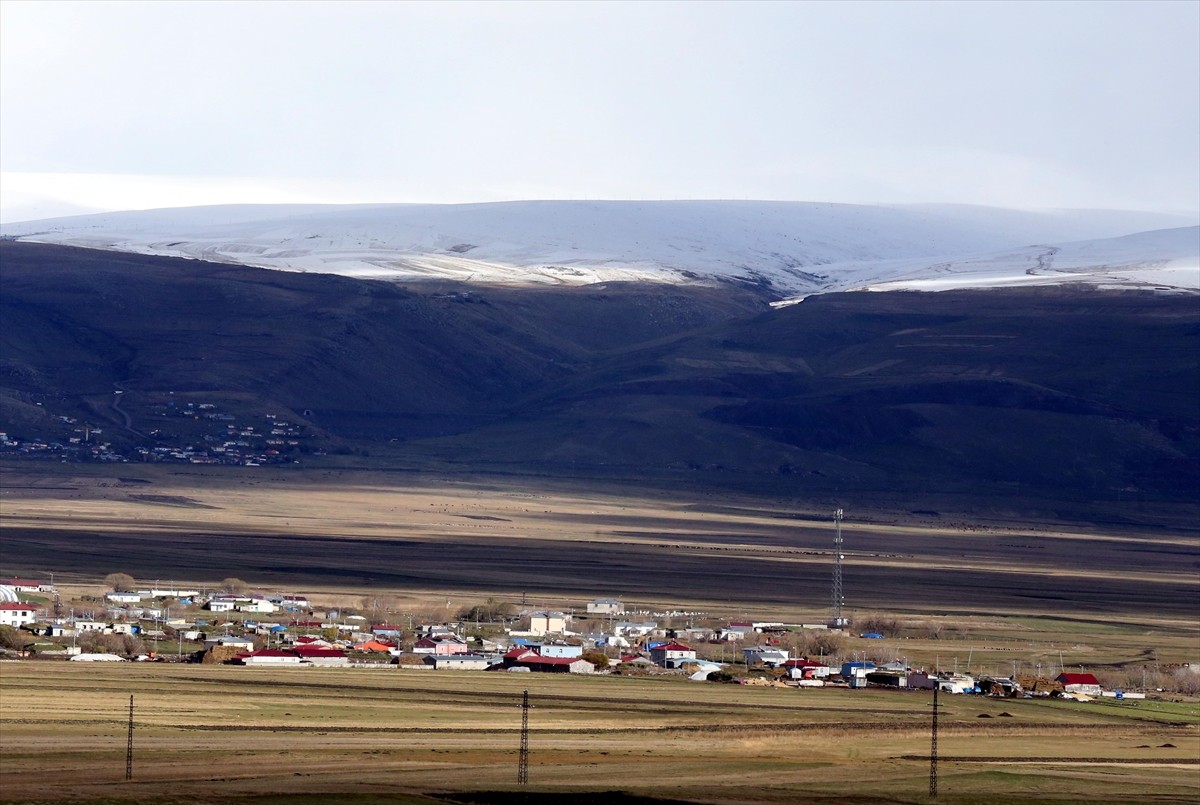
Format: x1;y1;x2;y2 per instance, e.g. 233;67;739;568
2;241;1197;523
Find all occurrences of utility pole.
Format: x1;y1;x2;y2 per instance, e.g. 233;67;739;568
125;694;134;781
517;689;530;785
929;684;938;799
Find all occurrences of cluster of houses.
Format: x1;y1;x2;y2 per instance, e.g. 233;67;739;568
0;581;1147;699
0;402;312;466
0;424;123;462
138;406;310;466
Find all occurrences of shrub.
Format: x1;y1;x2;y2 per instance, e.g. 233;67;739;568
580;650;610;669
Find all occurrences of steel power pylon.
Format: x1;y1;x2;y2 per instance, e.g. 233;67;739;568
517;689;530;785
929;683;939;798
125;694;134;781
831;508;846;627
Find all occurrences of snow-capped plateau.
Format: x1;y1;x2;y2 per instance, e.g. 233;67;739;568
3;200;1196;297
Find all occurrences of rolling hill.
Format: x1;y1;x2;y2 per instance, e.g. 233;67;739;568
2;241;1196;526
3;200;1196;296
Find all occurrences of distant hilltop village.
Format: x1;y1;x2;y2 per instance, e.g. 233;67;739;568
1;400;316;466
3;574;1194;698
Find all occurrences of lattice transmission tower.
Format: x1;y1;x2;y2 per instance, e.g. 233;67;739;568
517;689;530;785
830;508;847;627
125;694;134;781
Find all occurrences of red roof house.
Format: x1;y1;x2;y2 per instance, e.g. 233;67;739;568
0;602;40;627
1057;672;1102;694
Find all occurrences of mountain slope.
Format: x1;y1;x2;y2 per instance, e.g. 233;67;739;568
2;242;1196;525
4;201;1195;296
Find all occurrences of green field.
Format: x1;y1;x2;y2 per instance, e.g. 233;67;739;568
1;663;1197;804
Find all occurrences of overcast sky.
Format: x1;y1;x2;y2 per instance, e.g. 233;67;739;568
1;0;1197;221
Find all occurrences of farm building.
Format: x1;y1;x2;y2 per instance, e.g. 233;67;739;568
502;649;592;674
1057;672;1102;696
292;646;349;667
236;649;302;666
841;661;876;688
783;659;832;679
534;642;583;659
586;598;625;615
425;653;493;670
5;578;54;593
69;653;125;662
105;592;142;604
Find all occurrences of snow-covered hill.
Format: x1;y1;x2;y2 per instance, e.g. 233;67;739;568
3;201;1196;296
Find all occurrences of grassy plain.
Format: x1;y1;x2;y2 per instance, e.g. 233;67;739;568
2;463;1197;619
1;462;1198;802
1;663;1198;804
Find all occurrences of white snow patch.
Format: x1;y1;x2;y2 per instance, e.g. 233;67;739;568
3;201;1196;295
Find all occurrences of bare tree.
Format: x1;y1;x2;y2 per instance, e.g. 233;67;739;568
360;595;399;622
221;577;248;595
104;573;136;593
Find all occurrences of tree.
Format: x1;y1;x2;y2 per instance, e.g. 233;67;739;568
581;649;610;670
361;595;399;621
457;597;514;623
221;577;248;595
104;573;136;592
0;625;28;651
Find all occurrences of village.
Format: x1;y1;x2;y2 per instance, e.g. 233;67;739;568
0;574;1157;703
0;399;315;466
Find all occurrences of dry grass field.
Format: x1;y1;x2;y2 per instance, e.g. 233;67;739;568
1;462;1198;802
1;663;1197;804
2;463;1197;621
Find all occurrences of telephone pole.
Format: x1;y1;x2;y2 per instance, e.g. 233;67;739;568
517;689;530;785
125;694;134;781
929;684;938;799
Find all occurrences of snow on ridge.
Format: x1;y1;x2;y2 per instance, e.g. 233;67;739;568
2;200;1196;295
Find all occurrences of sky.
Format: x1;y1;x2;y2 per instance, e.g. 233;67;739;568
1;0;1198;222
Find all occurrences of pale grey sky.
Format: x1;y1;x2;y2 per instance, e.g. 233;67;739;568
1;0;1197;221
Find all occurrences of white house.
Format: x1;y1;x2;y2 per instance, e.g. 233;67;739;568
236;597;278;614
73;620;106;632
6;578;54;593
1058;672;1103;696
204;598;239;613
237;649;302;666
649;642;697;669
106;592;142;604
204;635;255;649
0;602;39;627
586;598;625;615
744;646;790;667
139;588;201;599
425;653;493;671
529;611;569;636
613;621;657;638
